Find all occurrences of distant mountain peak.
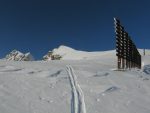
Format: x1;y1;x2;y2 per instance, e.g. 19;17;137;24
5;50;34;61
53;45;75;52
43;45;115;61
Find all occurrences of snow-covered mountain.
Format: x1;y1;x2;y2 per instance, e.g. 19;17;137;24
5;50;34;61
43;45;116;60
0;47;150;113
43;45;150;61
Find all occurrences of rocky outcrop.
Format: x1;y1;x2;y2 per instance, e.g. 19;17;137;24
43;51;62;61
5;50;34;61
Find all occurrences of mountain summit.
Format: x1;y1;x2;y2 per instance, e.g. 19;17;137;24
43;45;116;60
5;50;34;61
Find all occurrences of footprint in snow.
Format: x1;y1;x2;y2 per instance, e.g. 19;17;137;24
0;68;23;72
28;71;36;74
0;65;23;73
143;78;149;81
93;71;109;77
36;69;63;78
47;70;63;78
101;86;120;95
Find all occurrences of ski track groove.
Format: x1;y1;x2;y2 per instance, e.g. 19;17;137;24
66;65;87;113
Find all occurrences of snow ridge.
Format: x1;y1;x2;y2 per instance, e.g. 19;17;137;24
66;65;86;113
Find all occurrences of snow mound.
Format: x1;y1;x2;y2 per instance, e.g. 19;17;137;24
5;50;34;61
43;45;116;60
53;45;76;53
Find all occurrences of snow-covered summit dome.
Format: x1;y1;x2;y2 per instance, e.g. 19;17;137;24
43;45;115;61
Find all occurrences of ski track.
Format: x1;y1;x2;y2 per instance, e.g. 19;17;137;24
66;65;87;113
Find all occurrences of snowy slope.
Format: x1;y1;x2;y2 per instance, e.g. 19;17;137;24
0;48;150;113
43;45;116;60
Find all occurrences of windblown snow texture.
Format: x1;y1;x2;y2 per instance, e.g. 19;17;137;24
0;46;149;113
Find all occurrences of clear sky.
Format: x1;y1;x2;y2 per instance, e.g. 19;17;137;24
0;0;150;59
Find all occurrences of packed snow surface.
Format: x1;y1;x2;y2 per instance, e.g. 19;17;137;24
0;46;150;113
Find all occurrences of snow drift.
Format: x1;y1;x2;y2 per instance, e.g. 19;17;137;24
0;46;150;113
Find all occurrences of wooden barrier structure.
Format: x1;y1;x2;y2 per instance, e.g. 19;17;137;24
114;18;141;70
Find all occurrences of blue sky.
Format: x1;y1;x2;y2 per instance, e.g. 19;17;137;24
0;0;150;59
